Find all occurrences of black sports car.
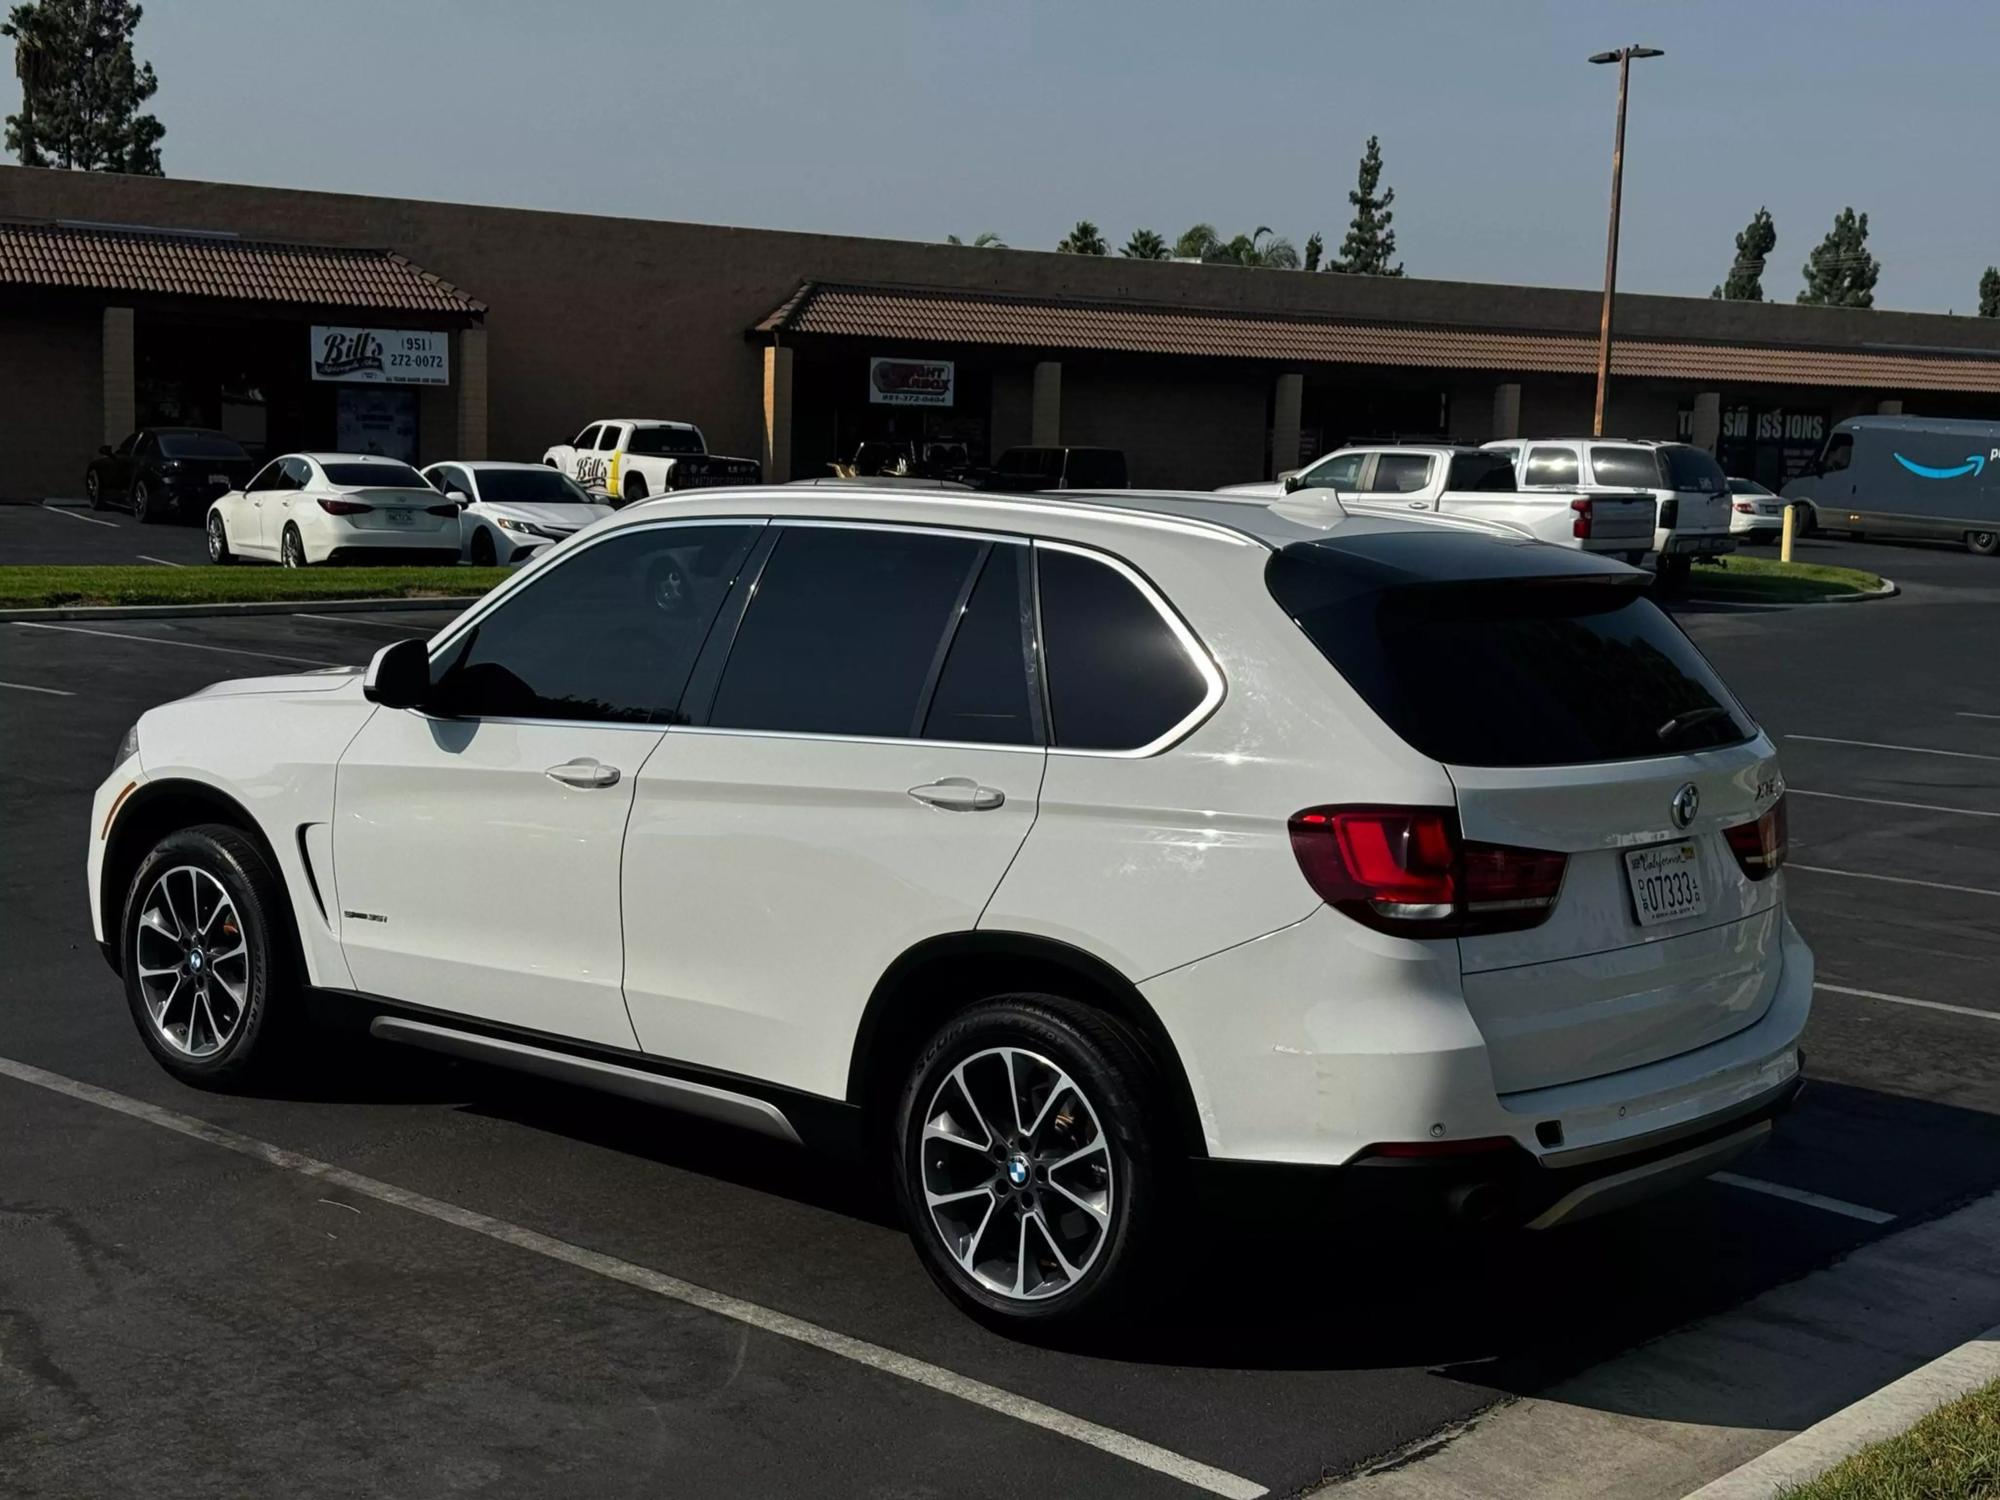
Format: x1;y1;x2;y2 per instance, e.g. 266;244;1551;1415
86;428;258;523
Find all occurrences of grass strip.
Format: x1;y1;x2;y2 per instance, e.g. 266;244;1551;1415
1690;555;1886;603
1777;1375;2000;1499
0;566;509;609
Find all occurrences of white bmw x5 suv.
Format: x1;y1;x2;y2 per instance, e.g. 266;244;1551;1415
90;485;1809;1326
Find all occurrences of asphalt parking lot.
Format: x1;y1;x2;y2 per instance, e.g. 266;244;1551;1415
3;537;1999;1498
0;498;213;567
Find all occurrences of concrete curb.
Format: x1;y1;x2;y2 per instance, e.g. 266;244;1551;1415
1681;1322;2000;1499
0;596;480;623
1683;576;1898;607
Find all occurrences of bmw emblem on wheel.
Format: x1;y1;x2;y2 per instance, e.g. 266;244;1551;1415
1671;783;1700;829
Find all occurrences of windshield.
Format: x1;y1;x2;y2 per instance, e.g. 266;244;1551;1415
475;469;595;504
1728;478;1774;496
1267;545;1752;766
159;432;249;460
321;461;431;489
626;427;704;457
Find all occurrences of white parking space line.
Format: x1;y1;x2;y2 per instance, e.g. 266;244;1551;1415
295;612;422;631
1787;734;2000;764
1789;864;2000;901
1956;712;2000;721
136;554;185;568
1710;1172;1896;1225
0;1054;1267;1500
12;621;334;667
1815;981;2000;1026
40;502;119;528
1789;788;2000;819
0;679;76;697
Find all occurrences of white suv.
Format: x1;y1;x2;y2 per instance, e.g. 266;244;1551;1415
90;486;1809;1326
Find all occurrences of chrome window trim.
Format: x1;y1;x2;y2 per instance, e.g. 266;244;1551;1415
669;724;1044;756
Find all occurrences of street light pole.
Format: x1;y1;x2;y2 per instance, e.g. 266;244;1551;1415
1589;46;1663;438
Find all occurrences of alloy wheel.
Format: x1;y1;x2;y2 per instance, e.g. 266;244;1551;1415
919;1046;1114;1301
207;515;227;561
282;529;304;567
133;481;151;521
132;865;250;1058
86;471;102;508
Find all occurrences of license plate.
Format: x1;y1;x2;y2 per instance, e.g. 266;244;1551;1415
385;508;412;526
1625;842;1706;927
209;473;231;486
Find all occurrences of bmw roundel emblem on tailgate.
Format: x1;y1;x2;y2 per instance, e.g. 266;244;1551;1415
1671;783;1700;829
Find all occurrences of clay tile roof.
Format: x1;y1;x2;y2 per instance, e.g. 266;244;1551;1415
758;282;2000;394
0;221;484;314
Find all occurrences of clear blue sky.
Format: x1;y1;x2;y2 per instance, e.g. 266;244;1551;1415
7;0;1998;312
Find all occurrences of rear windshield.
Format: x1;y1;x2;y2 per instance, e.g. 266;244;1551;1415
1063;450;1128;488
1267;547;1752;766
321;461;430;489
626;427;704;456
1660;444;1728;495
1588;446;1662;489
1446;453;1517;492
159;432;249;460
1728;478;1774;496
476;468;594;504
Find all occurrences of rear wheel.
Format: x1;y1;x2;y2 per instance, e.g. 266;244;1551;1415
206;511;235;565
1656;554;1693;590
622;474;648;505
893;994;1163;1328
281;524;307;568
1967;531;2000;557
469;526;497;566
120;825;296;1087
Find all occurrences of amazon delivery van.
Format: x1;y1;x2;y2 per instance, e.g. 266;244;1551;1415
1783;415;2000;555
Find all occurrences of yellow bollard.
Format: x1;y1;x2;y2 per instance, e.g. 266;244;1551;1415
1781;503;1796;564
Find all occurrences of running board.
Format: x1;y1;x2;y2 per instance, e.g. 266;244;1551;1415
367;1016;803;1146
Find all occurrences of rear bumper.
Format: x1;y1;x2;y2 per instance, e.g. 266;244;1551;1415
1662;531;1736;557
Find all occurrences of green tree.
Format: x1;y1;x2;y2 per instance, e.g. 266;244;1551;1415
1205;227;1299;269
1979;267;2000;318
1334;135;1401;275
1303;231;1324;272
1173;222;1222;260
1119;227;1169;259
1056;220;1106;255
1711;206;1776;300
945;231;1005;247
1797;207;1879;308
4;0;164;173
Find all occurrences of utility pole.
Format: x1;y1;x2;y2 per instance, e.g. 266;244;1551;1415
1588;46;1664;437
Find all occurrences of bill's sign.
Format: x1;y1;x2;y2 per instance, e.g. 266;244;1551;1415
310;327;450;386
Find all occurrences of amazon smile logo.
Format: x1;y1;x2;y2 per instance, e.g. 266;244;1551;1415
1893;450;1996;481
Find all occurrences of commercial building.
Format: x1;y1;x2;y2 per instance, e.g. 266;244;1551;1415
4;164;1999;503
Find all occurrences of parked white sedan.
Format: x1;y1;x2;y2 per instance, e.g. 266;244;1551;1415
205;454;460;567
422;461;614;566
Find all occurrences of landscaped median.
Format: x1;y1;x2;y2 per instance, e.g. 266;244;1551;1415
0;565;512;610
1776;1375;1999;1499
1686;554;1889;604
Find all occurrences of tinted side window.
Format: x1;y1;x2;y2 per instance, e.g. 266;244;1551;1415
1446;453;1516;491
1660;445;1727;494
1524;447;1580;486
572;425;601;450
245;460;287;493
596;425;623;451
1588;446;1662;488
709;526;983;738
429;524;758;724
1820;434;1853;473
1366;454;1434;494
923;543;1038;745
1302;452;1365;490
1038;547;1209;752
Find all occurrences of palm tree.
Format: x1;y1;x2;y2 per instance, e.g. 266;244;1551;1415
1120;228;1169;260
1056;220;1107;255
945;231;1006;247
1173;223;1222;260
1211;227;1299;269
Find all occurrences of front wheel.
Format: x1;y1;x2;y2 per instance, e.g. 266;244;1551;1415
469;526;497;566
206;511;235;564
281;524;307;568
893;995;1163;1328
1967;531;2000;557
85;469;104;509
121;825;296;1087
133;479;156;524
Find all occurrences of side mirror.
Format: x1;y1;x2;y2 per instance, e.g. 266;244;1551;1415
98;444;113;457
1282;471;1308;494
363;638;433;710
447;489;471;506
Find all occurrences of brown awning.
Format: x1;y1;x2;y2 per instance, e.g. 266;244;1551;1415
0;220;484;314
758;282;2000;393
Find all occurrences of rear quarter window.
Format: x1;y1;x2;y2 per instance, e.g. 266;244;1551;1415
1587;447;1663;489
1266;544;1753;767
1660;445;1727;495
1523;447;1580;486
1037;546;1212;752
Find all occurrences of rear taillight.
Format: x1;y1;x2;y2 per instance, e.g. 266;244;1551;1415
1659;498;1680;528
1288;806;1567;937
426;504;459;518
1570;498;1593;539
317;498;373;516
1724;795;1788;880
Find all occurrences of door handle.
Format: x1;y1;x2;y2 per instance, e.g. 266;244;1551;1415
1406;499;1429;510
546;757;620;789
908;776;1005;812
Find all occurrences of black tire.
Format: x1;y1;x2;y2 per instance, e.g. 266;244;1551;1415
892;994;1166;1329
1656;554;1693;590
119;824;297;1088
206;510;235;565
133;478;156;524
1795;504;1818;539
281;524;307;568
85;469;104;509
622;473;648;505
1967;531;2000;557
469;526;497;566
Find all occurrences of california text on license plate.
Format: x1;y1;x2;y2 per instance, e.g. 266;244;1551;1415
1625;841;1706;927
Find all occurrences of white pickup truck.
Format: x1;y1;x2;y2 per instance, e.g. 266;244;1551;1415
1482;437;1735;578
1220;444;1656;558
542;418;761;506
